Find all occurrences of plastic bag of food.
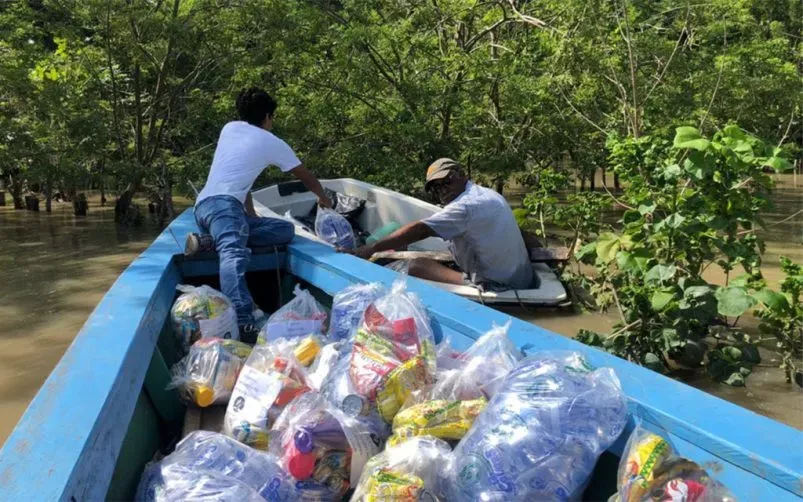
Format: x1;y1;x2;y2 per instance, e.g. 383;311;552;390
450;351;628;501
389;396;487;446
315;207;356;249
171;285;238;351
270;392;385;500
135;431;299;502
431;321;521;401
340;279;437;422
613;426;735;502
223;338;313;449
261;285;328;342
329;283;386;341
352;436;453;502
435;336;466;371
167;338;252;407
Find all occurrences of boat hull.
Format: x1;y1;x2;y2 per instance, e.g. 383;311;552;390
0;209;799;501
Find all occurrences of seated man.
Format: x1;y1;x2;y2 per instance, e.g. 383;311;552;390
185;88;332;341
346;158;533;290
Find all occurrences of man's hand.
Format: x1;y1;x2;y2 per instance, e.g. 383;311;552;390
339;244;375;259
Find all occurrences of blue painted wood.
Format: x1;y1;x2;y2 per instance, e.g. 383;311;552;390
285;237;803;499
1;208;800;501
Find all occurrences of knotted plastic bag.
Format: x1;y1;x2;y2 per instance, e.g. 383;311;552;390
167;338;252;407
270;392;385;500
261;285;328;343
135;431;299;502
612;426;735;502
431;321;521;401
171;284;238;351
328;282;386;341
352;436;453;502
450;351;628;501
315;207;356;249
223;338;313;450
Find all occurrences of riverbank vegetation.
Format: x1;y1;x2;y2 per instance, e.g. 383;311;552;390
1;1;800;383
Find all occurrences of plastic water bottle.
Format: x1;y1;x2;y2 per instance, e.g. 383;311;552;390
145;431;300;502
450;352;628;501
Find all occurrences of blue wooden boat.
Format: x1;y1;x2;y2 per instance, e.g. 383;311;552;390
0;209;800;501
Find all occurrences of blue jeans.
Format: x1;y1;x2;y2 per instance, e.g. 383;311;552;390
194;195;294;326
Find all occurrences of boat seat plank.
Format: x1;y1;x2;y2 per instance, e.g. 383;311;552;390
181;405;227;439
529;246;571;263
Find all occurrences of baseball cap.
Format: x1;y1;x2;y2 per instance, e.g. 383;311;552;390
425;158;463;188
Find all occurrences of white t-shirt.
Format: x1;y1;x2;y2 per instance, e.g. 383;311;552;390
422;182;533;289
196;121;301;205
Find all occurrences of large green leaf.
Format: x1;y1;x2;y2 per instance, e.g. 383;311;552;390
645;264;676;284
651;288;676;311
673;126;710;151
753;288;789;311
595;233;621;263
715;286;757;317
763;156;791;172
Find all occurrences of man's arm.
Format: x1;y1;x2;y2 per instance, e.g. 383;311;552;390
290;165;332;208
346;221;436;259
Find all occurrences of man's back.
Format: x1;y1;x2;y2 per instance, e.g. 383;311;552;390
424;182;533;289
197;121;300;205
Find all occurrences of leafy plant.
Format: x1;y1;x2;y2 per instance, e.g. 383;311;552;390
522;168;571;238
576;126;792;384
754;257;803;384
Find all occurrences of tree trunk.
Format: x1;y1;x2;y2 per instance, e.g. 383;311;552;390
73;193;88;216
45;177;53;213
589;169;596;191
495;178;505;195
614;173;621;191
99;160;106;206
115;187;143;226
8;172;25;209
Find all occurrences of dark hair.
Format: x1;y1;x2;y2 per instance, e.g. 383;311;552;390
236;87;277;126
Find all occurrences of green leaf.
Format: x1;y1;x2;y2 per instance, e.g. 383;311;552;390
661;164;682;179
645;264;676;284
673;126;710;151
595;233;621;263
644;353;665;372
715;286;757;317
722;125;747;140
763;156;791;172
753;288;789;311
651;288;676;311
575;242;597;261
638;202;656;215
724;372;746;386
684;285;712;299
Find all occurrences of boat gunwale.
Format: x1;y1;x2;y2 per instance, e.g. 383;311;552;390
0;208;799;501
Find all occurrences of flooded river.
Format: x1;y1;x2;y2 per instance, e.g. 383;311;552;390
0;175;800;445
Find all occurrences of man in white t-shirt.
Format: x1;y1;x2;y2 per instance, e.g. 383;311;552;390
186;88;332;341
345;158;534;290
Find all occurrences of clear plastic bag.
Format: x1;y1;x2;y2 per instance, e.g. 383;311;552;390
613;426;736;502
135;431;299;502
167;338;252;407
328;283;386;341
431;321;521;401
171;284;239;351
223;338;313;450
307;341;344;391
315;207;356;249
270;392;385;500
261;285;328;343
351;436;453;501
450;351;629;501
345;279;438;422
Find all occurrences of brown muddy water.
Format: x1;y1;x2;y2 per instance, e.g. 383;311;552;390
0;175;800;447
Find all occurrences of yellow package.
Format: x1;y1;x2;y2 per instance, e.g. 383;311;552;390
364;468;425;501
393;398;487;430
293;335;321;366
621;432;671;500
376;357;432;422
388;419;474;446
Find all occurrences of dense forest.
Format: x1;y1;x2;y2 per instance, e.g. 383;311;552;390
1;0;801;383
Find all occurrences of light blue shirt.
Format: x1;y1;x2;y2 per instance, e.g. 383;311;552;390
423;182;533;289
